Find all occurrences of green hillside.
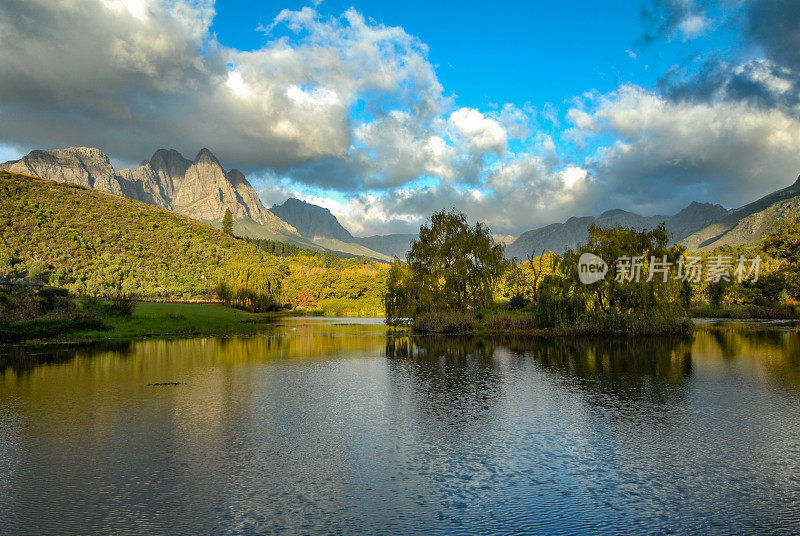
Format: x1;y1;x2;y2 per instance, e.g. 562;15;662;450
683;177;800;251
0;170;278;298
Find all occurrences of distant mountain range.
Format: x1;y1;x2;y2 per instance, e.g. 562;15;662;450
268;198;416;260
270;198;354;243
3;146;798;261
504;202;729;259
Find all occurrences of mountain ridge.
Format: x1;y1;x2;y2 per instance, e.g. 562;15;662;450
5;146;797;261
269;198;354;243
682;175;800;250
1;146;306;244
505;202;728;259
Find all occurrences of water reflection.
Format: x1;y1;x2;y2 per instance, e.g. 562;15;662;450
386;334;694;402
1;320;800;535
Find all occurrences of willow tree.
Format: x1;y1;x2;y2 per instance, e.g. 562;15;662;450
561;224;688;313
215;256;281;312
385;209;505;322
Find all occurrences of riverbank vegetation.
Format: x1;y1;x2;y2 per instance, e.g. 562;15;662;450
385;208;800;336
0;285;270;343
3;170;799;342
681;214;800;318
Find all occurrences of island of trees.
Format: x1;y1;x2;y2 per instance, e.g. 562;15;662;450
384;208;800;335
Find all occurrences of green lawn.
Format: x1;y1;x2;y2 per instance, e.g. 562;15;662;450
67;301;276;342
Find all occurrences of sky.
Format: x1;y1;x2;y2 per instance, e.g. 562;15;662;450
1;0;799;236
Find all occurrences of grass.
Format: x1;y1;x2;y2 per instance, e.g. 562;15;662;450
12;301;276;344
690;304;800;319
408;307;694;337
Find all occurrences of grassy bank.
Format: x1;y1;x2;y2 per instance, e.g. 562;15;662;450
689;304;800;319
411;308;694;337
4;301;276;344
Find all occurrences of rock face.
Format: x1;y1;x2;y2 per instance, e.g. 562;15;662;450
2;147;126;195
682;176;800;250
1;146;299;236
269;198;354;242
506;202;729;259
355;234;417;260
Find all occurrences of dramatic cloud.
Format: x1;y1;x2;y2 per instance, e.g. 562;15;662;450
743;0;800;72
657;0;800;116
0;1;443;171
572;85;800;213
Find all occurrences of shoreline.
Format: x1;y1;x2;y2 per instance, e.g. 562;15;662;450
4;300;799;347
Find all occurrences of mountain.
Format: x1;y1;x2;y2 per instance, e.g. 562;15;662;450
682;176;800;250
506;202;728;259
0;169;280;298
355;234;417;260
269;198;354;242
1;146;306;244
269;198;405;262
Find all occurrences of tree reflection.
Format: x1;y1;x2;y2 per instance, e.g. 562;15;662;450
386;333;695;404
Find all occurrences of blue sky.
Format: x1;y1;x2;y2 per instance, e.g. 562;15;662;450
0;0;798;235
211;0;727;108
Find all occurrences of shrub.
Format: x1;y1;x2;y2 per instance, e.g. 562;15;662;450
414;311;475;333
572;308;693;336
507;293;529;310
483;312;537;331
106;299;135;318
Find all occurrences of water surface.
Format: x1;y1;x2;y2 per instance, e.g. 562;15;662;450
1;319;800;535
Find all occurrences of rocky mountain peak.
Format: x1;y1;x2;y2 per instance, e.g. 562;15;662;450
0;146;122;194
270;197;354;242
149;149;191;179
193;148;220;166
0;145;301;241
226;169;248;186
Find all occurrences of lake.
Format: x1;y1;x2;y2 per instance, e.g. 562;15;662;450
2;318;800;535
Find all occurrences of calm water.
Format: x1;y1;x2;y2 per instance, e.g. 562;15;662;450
2;319;800;535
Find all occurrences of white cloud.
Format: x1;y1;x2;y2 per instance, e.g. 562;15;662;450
676;14;710;40
448;108;508;155
572;84;800;212
0;2;443;171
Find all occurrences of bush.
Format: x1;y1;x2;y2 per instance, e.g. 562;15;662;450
106;299;135;318
572;308;693;336
414;311;475;333
507;293;529;310
483;312;537;331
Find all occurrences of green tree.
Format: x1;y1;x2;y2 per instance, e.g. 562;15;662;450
563;224;687;313
215;256;281;312
762;215;800;299
385;209;505;322
221;209;234;236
